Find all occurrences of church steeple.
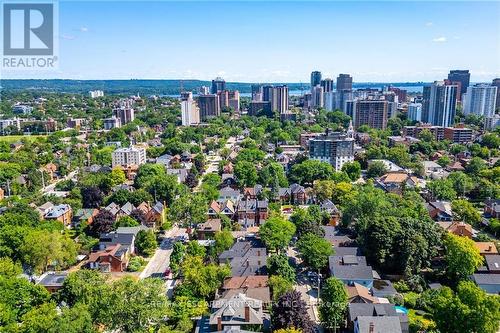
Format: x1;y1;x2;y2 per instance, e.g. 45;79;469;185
347;120;354;139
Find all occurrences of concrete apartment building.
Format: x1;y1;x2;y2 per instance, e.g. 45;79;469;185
112;146;147;168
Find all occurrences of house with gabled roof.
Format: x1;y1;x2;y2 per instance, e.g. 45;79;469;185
44;204;73;226
209;293;269;332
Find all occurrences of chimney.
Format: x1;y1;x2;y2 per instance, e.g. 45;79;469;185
488;245;492;252
217;317;222;331
244;305;250;322
257;250;261;256
369;322;374;333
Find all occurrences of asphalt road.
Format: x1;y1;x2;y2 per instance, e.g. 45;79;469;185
139;226;186;279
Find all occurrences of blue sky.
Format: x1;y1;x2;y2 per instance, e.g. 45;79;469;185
3;1;500;82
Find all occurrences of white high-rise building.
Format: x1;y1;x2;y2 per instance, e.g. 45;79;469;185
463;84;497;118
89;90;104;98
181;97;200;126
408;103;422;122
112;146;146;167
311;85;324;108
422;81;458;127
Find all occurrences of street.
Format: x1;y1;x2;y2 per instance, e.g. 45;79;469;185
139;226;186;279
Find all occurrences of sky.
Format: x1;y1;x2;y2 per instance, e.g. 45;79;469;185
2;0;500;82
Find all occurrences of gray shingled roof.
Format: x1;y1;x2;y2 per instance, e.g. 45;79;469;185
355;316;402;333
473;273;500;285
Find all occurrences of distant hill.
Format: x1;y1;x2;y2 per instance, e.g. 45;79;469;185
0;79;427;95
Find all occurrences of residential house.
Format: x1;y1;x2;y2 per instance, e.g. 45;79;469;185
354;316;403;333
320;199;342;226
114;202;135;220
197;219;222;240
243;185;264;200
220;276;270;306
346;283;380;304
44;204;73;226
322;226;353;247
219;187;241;202
209;293;269;332
87;243;130;272
348;303;409;333
72;208;98;227
37;272;68;293
376;172;425;194
105;202;121;217
208;201;222;218
484;199;500;218
474;242;498;256
99;231;136;254
237;199;269;228
277;183;308;205
167;168;189;183
437;221;474;238
329;247;375;288
219;240;267;277
156;154;173;168
221;174;238;188
425;201;453;221
422;161;448;179
145;201;165;229
472;273;500;294
35;201;54;218
371;280;398;299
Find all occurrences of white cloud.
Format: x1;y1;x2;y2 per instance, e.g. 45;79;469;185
432;36;447;43
80;26;89;32
425;22;433;27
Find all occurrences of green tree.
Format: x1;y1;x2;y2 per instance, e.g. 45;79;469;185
341;161;361;181
431;281;500;333
109;167;126;186
319;277;348;330
234;160;258;187
267;253;296;282
260;216;296;252
452;199;481;226
269;275;294;301
427;179;457;201
135;230;157;256
181;255;230;298
214;230;234;255
114;215;139;228
444;234;483;281
367;161;388;178
296;233;333;271
289;159;335;185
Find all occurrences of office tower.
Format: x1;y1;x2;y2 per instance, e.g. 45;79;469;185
311;71;322;88
111;146;146;168
228;91;240;112
249;101;271;117
262;85;289;113
103;117;121;130
251;84;263;101
309;130;355;171
181;96;200;126
388;87;407;102
354;100;388;129
113;107;135;125
211;77;226;94
324;91;336;111
320;78;334;93
336;74;353;92
463;84;497;117
422;81;457;127
448;70;470;96
492;78;500;110
407;103;423;122
198;94;220;121
180;91;193;101
200;86;210;95
311;85;324;108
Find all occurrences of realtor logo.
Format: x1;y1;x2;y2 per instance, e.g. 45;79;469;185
2;1;58;69
3;3;54;55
